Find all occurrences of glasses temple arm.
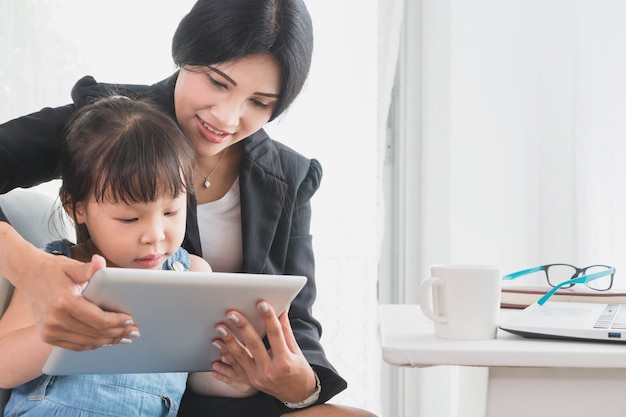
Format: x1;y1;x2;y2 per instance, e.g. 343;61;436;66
502;266;545;280
536;282;570;305
536;268;616;306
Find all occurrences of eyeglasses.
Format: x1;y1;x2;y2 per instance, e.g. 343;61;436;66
503;263;616;306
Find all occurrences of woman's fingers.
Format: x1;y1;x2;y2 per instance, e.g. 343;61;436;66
215;315;261;369
41;295;138;350
217;301;291;367
210;340;260;396
213;301;316;402
33;254;138;350
276;305;301;353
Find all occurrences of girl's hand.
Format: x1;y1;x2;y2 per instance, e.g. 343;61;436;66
212;301;317;403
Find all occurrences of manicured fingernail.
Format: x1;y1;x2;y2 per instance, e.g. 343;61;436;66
129;330;141;338
102;344;113;347
123;320;135;326
227;313;240;324
212;341;221;350
216;327;228;337
258;302;269;313
120;338;133;344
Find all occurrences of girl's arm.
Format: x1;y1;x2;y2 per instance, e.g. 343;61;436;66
0;288;52;388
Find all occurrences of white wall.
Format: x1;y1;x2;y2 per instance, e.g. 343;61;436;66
0;1;381;414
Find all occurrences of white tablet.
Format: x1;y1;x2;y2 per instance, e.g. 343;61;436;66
42;268;307;375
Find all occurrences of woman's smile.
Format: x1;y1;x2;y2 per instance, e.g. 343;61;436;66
195;115;232;144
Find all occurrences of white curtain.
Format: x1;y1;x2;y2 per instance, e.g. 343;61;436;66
573;1;626;281
416;0;626;286
378;0;406;247
376;0;407;415
399;1;626;416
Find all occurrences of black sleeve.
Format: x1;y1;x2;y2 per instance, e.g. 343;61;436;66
238;143;347;412
0;75;154;198
272;158;347;410
0;104;76;194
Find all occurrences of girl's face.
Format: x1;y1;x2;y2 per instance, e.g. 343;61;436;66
72;193;187;269
174;53;282;158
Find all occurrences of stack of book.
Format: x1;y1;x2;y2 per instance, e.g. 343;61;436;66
501;285;626;309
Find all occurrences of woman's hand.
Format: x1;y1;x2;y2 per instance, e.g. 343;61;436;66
28;253;138;351
0;224;137;350
212;301;317;403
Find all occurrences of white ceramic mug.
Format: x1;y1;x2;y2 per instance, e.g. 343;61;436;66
419;265;502;340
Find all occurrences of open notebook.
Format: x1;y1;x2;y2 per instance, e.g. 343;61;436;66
499;301;626;343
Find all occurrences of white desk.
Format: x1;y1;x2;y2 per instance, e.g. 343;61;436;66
379;304;626;417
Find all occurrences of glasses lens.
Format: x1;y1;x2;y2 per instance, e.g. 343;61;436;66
545;264;578;287
583;265;613;291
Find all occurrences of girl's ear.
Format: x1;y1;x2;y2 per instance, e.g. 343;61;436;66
60;190;86;224
72;201;87;224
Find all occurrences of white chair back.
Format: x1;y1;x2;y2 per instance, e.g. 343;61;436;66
0;187;75;414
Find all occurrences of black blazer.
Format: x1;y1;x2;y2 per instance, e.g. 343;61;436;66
0;74;347;409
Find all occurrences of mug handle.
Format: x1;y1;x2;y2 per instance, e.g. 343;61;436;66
418;277;447;323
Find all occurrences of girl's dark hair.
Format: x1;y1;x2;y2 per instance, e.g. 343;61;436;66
59;96;195;240
172;0;313;120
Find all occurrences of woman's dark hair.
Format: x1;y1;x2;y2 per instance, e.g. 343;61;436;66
172;0;313;120
59;96;195;240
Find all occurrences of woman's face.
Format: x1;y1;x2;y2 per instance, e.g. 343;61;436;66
174;53;282;158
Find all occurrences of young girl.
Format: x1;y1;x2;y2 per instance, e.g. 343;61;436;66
0;96;255;416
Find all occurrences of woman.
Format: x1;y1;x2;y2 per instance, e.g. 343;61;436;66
0;0;375;416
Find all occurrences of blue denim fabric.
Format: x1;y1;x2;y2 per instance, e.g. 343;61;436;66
4;243;191;417
161;246;191;272
5;373;187;417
